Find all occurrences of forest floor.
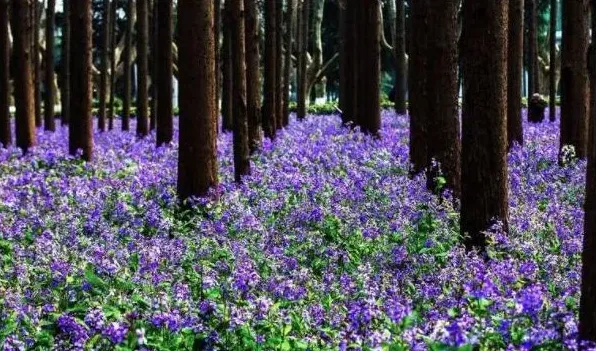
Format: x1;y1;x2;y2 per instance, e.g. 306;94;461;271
0;110;586;350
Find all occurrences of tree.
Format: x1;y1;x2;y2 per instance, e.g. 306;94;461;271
98;0;110;132
460;0;509;250
508;0;524;148
560;0;589;159
296;0;309;120
231;0;250;182
136;0;149;137
263;0;277;136
549;0;557;122
61;0;70;125
0;0;11;147
527;0;539;96
122;0;133;131
68;0;93;161
275;0;283;130
11;0;37;152
221;3;233;133
177;0;218;200
44;0;57;132
150;0;157;131
32;0;41;128
339;0;357;125
108;0;117;130
393;0;407;115
156;0;173;146
245;0;262;152
282;0;295;127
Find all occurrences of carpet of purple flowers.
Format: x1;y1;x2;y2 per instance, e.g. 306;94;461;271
0;110;588;350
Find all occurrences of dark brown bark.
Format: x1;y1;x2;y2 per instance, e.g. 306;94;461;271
122;0;133;131
282;0;295;127
0;0;11;147
32;0;41;128
11;0;37;152
108;0;117;130
245;0;261;152
508;0;524;148
394;0;407;115
560;0;589;159
460;0;509;250
527;0;539;95
263;0;277;136
549;0;557;122
214;0;221;126
44;0;56;132
296;0;309;120
68;0;93;161
580;0;596;341
340;0;357;125
150;0;157;131
156;0;173;146
136;0;149;137
98;0;110;132
231;0;250;182
61;0;70;125
177;0;218;200
275;0;284;130
221;3;233;133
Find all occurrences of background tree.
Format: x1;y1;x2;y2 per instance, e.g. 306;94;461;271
245;0;262;152
122;0;133;131
136;0;149;137
263;0;277;136
68;0;93;161
44;0;56;132
527;0;540;96
339;0;356;125
11;0;37;152
560;0;589;159
282;0;295;127
508;0;524;148
177;0;218;200
150;0;157;131
98;0;110;132
549;0;557;122
108;0;117;130
393;0;407;115
32;0;41;128
61;0;70;125
0;0;10;147
221;2;233;133
156;0;173;146
460;0;509;250
296;0;309;120
275;0;283;130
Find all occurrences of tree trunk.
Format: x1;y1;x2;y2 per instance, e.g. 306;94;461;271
460;0;509;250
68;0;93;161
549;0;557;122
0;0;10;147
296;0;309;120
214;0;221;127
136;0;149;137
393;0;407;114
156;0;173;146
354;0;380;135
527;0;539;95
61;0;70;125
122;0;133;131
275;0;284;130
150;0;157;131
32;0;41;128
177;0;218;200
282;0;295;127
310;0;325;102
44;0;56;132
246;0;261;152
221;3;233;133
263;0;277;135
11;0;37;152
98;0;110;132
560;0;589;159
108;0;117;130
508;0;524;148
340;0;357;125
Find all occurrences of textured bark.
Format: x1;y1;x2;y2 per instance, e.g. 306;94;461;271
309;0;325;101
508;0;524;148
340;0;357;125
354;0;380;135
108;0;117;130
221;3;233;133
296;0;309;120
0;0;10;147
136;0;149;137
61;0;70;125
245;0;261;152
150;0;157;131
214;0;221;125
231;0;250;182
44;0;56;132
460;0;509;250
177;0;218;200
68;0;93;161
32;0;41;128
11;0;37;152
560;0;589;159
122;0;133;131
98;0;110;132
275;0;284;130
282;0;295;127
527;0;539;95
393;0;407;114
549;0;557;122
263;0;277;136
156;0;173;146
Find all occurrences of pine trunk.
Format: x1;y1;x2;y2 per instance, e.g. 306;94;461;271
460;0;509;250
61;0;70;125
527;0;539;95
214;0;221;126
275;0;284;130
282;0;295;127
0;0;10;147
263;0;277;136
296;0;309;120
221;3;233;133
122;0;133;131
136;0;149;137
32;0;41;128
156;0;173;146
150;0;157;131
108;0;117;130
394;0;407;115
44;0;56;132
98;0;110;132
549;0;557;121
177;0;218;200
340;0;357;125
245;0;261;152
508;0;524;148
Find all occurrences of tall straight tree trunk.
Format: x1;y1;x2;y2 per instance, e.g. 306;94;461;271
309;0;325;102
98;0;110;132
340;0;357;125
68;0;93;161
149;0;157;131
11;0;37;152
122;0;133;131
508;0;524;148
214;0;221;125
0;0;10;147
44;0;56;132
560;0;589;159
354;0;380;135
460;0;509;250
296;0;309;120
231;0;250;182
393;0;407;115
177;0;218;201
549;0;557;121
263;0;277;136
61;0;70;125
108;0;117;130
275;0;284;130
32;0;41;128
136;0;149;137
527;0;539;95
282;0;295;127
221;3;233;133
245;0;261;152
156;0;173;146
